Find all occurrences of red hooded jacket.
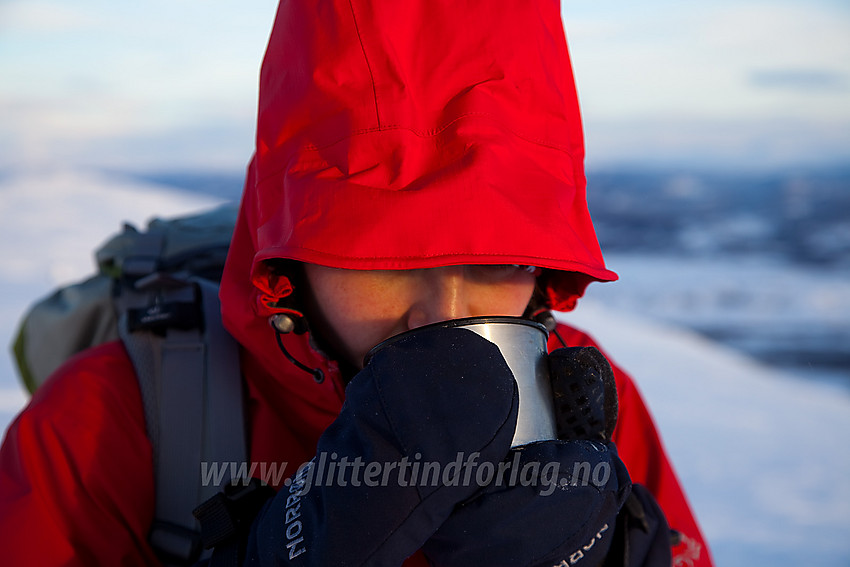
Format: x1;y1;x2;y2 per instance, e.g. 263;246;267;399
0;1;712;565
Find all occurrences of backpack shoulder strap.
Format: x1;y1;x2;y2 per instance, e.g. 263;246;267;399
119;276;246;566
12;203;245;565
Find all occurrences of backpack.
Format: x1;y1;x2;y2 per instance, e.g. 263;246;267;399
12;203;247;566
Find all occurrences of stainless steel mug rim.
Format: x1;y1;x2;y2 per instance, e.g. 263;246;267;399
364;316;548;366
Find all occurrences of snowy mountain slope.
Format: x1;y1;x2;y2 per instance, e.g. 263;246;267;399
0;169;226;433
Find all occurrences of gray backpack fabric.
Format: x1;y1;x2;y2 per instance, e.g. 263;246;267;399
12;203;247;565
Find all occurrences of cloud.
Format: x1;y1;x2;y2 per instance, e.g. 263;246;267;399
562;2;850;122
0;2;99;33
749;69;848;92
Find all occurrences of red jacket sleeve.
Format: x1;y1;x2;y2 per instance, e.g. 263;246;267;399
551;324;714;567
0;341;159;566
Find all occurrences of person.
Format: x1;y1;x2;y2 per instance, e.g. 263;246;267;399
0;1;713;565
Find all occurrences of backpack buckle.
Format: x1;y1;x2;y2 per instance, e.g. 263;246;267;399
125;273;204;333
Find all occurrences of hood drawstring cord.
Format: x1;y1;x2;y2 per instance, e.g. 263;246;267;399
270;314;325;383
532;309;568;348
270;310;562;384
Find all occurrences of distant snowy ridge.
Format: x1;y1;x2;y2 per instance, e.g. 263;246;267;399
584;253;850;383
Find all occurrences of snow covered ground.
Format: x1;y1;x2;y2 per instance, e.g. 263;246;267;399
565;255;850;565
1;171;848;565
0;169;226;429
561;304;850;566
583;253;850;387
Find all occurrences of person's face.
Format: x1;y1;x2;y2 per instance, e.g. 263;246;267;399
303;264;537;369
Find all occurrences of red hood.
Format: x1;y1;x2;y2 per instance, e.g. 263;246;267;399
220;0;616;399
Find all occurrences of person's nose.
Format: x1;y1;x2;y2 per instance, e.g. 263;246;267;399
405;266;471;330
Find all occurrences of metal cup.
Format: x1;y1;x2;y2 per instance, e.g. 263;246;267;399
366;316;556;448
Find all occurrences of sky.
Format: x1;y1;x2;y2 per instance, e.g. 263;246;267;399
561;1;850;171
1;0;849;173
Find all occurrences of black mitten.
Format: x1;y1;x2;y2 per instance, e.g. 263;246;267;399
552;348;673;567
242;326;520;566
423;439;630;567
422;346;631;567
604;484;673;567
549;346;619;443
